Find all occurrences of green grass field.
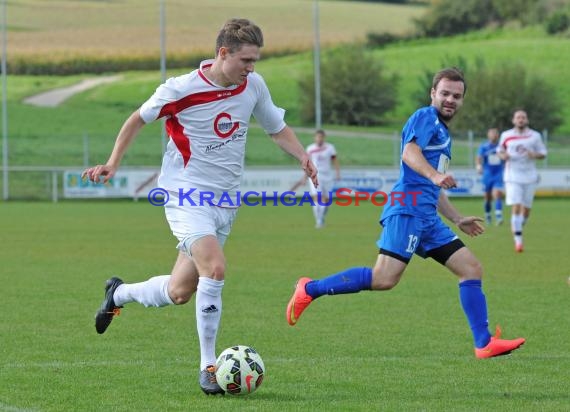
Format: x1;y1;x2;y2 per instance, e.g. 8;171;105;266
1;198;569;411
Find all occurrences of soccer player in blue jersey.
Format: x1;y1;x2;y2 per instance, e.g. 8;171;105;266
286;67;525;359
476;128;505;225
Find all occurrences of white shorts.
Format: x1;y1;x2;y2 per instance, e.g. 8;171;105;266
308;177;334;198
164;191;238;256
505;181;537;208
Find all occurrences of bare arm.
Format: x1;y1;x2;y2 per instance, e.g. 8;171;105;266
82;110;146;183
332;156;341;180
402;142;457;189
271;126;318;187
475;155;483;174
438;191;484;237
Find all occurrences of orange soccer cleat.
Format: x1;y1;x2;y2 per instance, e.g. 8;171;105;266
286;277;313;326
475;326;526;359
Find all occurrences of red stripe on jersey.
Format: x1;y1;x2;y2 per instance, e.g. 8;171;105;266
157;80;247;166
198;64;216;87
165;116;191;166
501;135;529;149
307;146;327;154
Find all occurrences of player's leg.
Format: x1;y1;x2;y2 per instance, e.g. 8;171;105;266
308;180;320;227
316;179;333;226
113;253;195;308
190;235;226;370
185;206;237;394
443;246;525;357
423;219;524;358
315;189;332;228
492;184;504;225
521;182;536;226
422;219;493;351
483;179;493;224
286;215;413;325
505;182;524;251
93;196;205;334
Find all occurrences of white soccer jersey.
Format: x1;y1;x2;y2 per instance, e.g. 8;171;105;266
497;128;547;184
306;142;337;180
139;60;286;203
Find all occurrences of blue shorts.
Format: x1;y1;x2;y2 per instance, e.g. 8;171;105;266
482;174;504;193
377;214;458;262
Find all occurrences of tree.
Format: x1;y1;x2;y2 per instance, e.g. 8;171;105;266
454;64;562;134
411;60;562;135
298;47;399;126
414;0;499;37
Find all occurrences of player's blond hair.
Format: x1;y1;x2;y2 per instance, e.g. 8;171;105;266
216;18;264;54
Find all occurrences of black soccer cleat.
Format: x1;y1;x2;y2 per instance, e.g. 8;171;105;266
199;365;225;395
94;277;124;334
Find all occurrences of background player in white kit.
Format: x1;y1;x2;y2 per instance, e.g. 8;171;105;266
497;109;547;252
291;129;340;228
82;18;317;395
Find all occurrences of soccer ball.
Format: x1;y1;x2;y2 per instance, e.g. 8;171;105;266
215;345;265;395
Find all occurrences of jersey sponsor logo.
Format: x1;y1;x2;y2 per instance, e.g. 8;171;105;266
214;112;240;138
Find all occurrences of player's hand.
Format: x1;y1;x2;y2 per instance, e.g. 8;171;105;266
302;155;319;188
81;164;117;184
432;173;457;190
457;216;485;237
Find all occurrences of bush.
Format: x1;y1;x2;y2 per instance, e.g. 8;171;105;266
411;58;562;134
545;11;570;34
414;0;499;37
298;47;399;126
453;64;563;134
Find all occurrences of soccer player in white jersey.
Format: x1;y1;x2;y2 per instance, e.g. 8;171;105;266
82;18;317;395
292;130;340;228
497;109;547;253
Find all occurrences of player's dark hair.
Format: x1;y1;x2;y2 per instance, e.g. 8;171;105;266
315;129;326;137
432;67;467;96
216;18;264;54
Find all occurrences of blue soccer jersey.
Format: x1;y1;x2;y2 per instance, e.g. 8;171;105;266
381;106;451;221
477;141;504;178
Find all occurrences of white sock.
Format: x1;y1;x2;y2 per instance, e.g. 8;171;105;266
196;276;224;370
513;214;524;233
317;204;325;222
113;275;174;307
513;214;524;245
312;205;319;223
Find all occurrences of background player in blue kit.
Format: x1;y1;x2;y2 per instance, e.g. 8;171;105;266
476;128;505;225
286;67;525;359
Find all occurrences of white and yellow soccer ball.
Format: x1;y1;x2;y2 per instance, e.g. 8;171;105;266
215;345;265;395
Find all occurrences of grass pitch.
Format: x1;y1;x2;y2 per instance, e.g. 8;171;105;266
1;198;569;411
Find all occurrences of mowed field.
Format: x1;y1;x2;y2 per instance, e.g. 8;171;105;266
7;0;426;59
1;198;569;411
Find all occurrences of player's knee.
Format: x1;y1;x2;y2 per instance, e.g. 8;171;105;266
370;270;400;290
209;262;226;280
169;285;197;305
462;260;483;280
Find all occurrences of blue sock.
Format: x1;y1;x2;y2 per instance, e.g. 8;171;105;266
495;198;502;212
459;280;492;348
484;201;491;214
306;267;372;299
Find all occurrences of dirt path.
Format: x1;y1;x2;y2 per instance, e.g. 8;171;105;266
23;75;122;107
